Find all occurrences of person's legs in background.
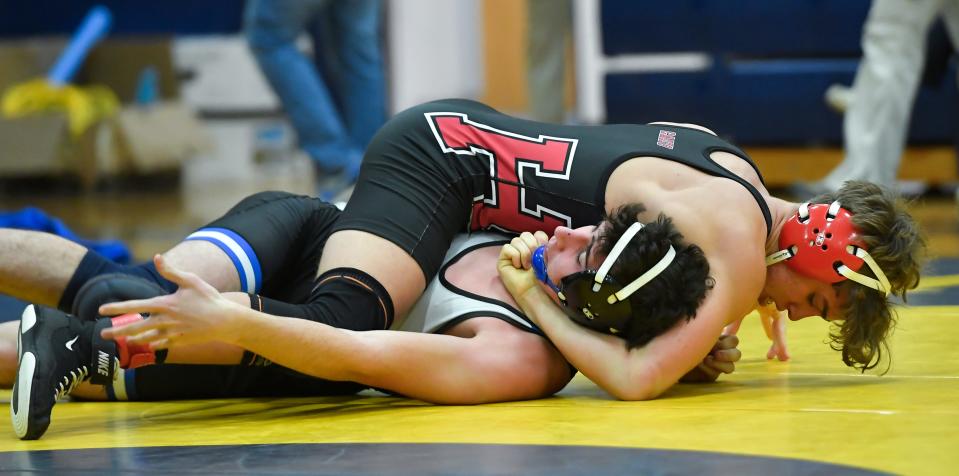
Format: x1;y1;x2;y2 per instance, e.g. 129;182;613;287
815;0;944;193
323;0;386;154
244;0;361;194
938;0;959;208
526;0;572;123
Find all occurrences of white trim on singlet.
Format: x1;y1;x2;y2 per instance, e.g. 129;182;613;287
397;233;538;335
185;230;259;293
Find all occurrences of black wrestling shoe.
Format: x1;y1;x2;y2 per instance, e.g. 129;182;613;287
11;305;101;440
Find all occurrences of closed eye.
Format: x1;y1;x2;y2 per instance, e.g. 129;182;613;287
807;293;829;319
582;233;598;269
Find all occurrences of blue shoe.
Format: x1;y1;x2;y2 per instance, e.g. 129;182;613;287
315;160;360;202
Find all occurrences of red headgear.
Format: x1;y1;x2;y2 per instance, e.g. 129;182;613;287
766;201;890;295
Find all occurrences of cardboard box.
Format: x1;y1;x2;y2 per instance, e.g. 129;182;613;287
80;37;180;103
172;36;279;113
0;37;209;185
114;101;210;173
0;113;69;176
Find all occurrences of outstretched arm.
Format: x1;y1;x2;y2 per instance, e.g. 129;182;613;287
100;255;570;404
757;303;790;361
722;302;790;362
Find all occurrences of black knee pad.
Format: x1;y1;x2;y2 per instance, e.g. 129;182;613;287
309;267;395;330
250;267;394;331
239;270;393;371
75;274;170;370
72;273;168;321
59;250;177;313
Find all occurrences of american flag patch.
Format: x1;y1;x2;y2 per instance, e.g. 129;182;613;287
656;130;676;150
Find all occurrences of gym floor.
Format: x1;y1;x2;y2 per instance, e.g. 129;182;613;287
0;166;956;475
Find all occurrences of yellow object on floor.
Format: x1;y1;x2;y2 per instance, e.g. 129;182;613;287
2;78;119;137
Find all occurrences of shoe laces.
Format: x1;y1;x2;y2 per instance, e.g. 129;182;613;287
55;366;90;400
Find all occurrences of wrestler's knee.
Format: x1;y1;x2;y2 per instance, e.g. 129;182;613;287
255;267;395;331
72;273;168;321
319;231;424;319
58;251;177;313
313;267;395;330
162;239;241;292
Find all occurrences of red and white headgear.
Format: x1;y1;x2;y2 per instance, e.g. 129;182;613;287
765;201;890;295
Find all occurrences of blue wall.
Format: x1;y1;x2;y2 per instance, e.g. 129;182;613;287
600;0;957;145
0;1;244;37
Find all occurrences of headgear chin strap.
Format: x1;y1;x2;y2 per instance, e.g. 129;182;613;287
765;201;890;296
531;222;677;334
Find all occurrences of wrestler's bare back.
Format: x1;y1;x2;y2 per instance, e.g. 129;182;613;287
605;147;772;328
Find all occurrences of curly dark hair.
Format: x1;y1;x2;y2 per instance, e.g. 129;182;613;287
810;181;927;372
595;203;715;349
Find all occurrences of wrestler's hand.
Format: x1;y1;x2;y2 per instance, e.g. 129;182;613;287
722;316;743;336
758;303;790;361
497;231;549;301
504;231;549;269
679;334;741;383
98;254;241;349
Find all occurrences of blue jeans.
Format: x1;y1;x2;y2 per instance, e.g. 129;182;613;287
244;0;386;174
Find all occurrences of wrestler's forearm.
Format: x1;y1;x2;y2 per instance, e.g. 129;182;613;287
520;285;730;399
225;304;555;404
222;304;369;383
517;289;664;400
218;292;433;386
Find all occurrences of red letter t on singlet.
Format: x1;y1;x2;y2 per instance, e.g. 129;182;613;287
427;113;576;233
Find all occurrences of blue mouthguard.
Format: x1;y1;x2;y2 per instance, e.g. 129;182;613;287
532;245;561;293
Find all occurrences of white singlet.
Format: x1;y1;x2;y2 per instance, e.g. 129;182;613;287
397;233;542;336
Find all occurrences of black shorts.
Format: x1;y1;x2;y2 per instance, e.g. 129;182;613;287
115;191;368;400
331;99;494;282
185;190;340;304
330;98;769;283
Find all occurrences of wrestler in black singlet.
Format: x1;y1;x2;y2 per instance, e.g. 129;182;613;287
333;98;772;282
130;191;366;400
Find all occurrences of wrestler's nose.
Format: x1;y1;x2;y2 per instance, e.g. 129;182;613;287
554;226;590;249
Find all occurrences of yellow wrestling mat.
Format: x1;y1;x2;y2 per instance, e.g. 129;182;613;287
0;302;955;475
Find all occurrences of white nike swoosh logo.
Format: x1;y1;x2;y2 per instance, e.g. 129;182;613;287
65;335;79;351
